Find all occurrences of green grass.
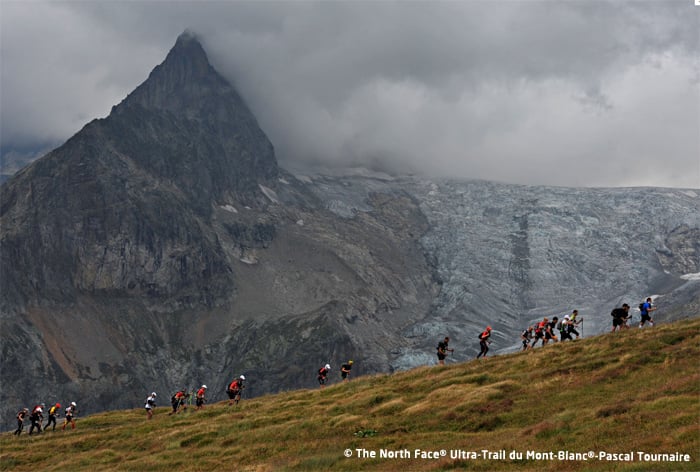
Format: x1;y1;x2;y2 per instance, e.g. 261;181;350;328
2;318;699;471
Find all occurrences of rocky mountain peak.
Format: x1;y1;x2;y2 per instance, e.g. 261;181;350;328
115;31;220;114
0;31;281;313
158;30;211;83
102;30;279;208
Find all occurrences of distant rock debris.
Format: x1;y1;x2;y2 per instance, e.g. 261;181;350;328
259;184;279;204
239;254;258;265
220;204;238;213
326;200;359;218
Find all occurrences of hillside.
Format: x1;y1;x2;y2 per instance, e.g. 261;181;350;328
2;318;698;471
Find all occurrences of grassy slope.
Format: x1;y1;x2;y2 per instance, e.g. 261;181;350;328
2;318;699;472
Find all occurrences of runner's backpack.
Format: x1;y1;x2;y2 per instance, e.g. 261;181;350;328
639;303;645;312
611;308;628;318
556;320;563;331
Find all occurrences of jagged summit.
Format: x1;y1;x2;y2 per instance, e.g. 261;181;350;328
164;29;211;76
102;30;279;207
114;31;246;117
113;31;220;114
135;30;213;106
175;29;202;46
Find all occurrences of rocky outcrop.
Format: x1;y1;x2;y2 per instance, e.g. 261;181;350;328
657;224;700;275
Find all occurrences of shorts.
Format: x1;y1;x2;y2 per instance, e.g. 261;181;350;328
341;372;348;379
640;314;652;323
196;398;204;407
318;376;327;385
227;389;239;399
612;317;625;327
437;353;446;360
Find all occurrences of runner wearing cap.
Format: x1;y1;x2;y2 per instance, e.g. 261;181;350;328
145;392;157;420
62;402;77;430
227;376;245;406
341;361;354;382
196;385;207;409
318;364;331;388
476;326;492;359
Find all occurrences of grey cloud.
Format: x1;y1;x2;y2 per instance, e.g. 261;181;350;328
1;1;698;188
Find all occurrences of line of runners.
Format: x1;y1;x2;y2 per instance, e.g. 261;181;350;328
152;375;248;419
143;361;356;419
11;299;659;430
437;299;658;362
13;360;358;431
13;402;77;436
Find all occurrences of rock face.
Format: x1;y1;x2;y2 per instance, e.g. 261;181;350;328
1;33;699;428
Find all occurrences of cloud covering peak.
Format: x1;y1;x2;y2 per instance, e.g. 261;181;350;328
1;1;698;188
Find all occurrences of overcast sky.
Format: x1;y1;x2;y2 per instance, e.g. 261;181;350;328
1;0;698;188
